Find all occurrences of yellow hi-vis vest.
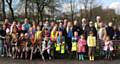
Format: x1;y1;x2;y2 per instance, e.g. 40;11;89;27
71;42;77;51
61;44;65;54
56;43;60;51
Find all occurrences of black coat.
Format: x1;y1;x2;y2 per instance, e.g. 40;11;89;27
106;26;114;40
0;28;6;40
72;25;83;36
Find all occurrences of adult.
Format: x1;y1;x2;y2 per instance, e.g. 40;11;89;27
4;19;11;30
22;18;31;33
72;20;83;36
10;21;18;34
98;22;106;40
81;18;87;31
85;21;97;38
66;22;73;54
0;24;6;56
95;16;103;31
113;25;120;40
106;22;114;40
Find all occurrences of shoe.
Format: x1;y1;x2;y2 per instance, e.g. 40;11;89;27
1;54;4;57
89;56;92;61
91;56;94;61
79;55;81;60
81;55;84;61
49;57;52;60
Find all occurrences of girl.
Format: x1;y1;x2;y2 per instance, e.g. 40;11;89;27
103;36;113;60
11;33;18;59
87;31;96;61
57;31;65;58
42;36;52;60
50;26;58;58
19;33;28;59
4;29;11;57
30;26;44;60
28;27;35;60
71;31;79;59
77;35;86;61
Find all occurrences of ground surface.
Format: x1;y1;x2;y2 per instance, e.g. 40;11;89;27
0;57;120;64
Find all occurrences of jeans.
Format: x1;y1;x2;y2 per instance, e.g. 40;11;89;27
0;39;4;55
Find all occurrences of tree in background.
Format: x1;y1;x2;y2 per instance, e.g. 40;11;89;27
6;0;14;20
2;0;6;19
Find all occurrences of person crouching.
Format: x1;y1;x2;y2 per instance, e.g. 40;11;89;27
42;36;52;60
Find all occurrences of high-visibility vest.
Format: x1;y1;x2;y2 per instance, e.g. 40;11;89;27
61;44;65;54
56;43;60;51
71;42;77;51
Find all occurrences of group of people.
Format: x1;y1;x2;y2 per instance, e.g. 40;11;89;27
0;16;120;61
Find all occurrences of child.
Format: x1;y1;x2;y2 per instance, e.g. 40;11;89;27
56;31;65;58
42;36;52;60
30;25;44;60
77;34;86;61
87;31;96;61
71;31;79;59
5;29;11;57
103;36;113;60
19;33;28;59
50;26;58;58
11;33;18;59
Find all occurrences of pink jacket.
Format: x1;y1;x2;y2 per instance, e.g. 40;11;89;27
103;41;113;51
77;39;86;53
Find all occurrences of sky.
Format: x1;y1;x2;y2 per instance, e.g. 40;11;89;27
62;0;120;14
5;0;120;14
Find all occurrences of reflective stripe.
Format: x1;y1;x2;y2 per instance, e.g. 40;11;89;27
56;43;60;51
71;42;77;51
61;44;65;54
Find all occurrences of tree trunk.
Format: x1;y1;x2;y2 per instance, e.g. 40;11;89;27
37;2;40;23
8;4;14;20
6;0;14;20
40;11;43;21
25;0;28;18
2;0;6;19
31;1;35;20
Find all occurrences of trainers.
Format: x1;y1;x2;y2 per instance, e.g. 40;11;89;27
1;54;4;57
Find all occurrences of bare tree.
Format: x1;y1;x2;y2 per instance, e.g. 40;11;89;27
2;0;6;19
6;0;14;20
25;0;28;18
79;0;101;19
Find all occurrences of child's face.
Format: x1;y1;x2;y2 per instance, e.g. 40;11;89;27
20;33;24;37
45;37;49;41
74;32;78;37
106;36;110;41
37;26;40;31
81;35;84;39
89;33;93;36
59;31;62;36
29;27;33;32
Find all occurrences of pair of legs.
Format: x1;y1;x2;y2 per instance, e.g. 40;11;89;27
78;52;85;61
42;49;52;60
30;45;45;61
12;46;18;59
0;39;5;56
88;47;95;61
20;46;28;59
4;43;11;57
71;51;77;59
104;50;113;60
